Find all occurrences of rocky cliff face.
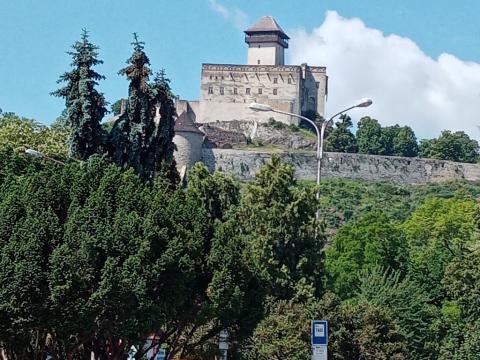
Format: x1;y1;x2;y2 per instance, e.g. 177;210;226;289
201;148;480;184
200;120;316;150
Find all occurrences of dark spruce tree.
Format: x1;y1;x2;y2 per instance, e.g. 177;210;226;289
109;35;178;182
109;33;154;179
52;29;107;160
149;70;178;184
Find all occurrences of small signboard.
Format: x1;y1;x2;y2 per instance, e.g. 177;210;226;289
311;320;328;346
219;330;229;350
312;345;328;360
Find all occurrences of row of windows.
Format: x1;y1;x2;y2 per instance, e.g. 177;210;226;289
208;75;293;84
208;87;278;95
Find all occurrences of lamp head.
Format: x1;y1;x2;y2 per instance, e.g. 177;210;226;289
248;102;273;112
356;98;373;108
25;149;43;158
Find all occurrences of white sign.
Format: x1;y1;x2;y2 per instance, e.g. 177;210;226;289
312;345;328;360
314;324;325;337
219;330;229;350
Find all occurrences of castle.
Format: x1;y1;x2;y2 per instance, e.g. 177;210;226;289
173;16;328;171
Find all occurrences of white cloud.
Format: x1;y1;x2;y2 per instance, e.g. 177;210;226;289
289;11;480;140
208;0;248;30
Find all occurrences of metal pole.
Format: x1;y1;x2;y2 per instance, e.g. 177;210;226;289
270;107;361;221
270;109;321;220
42;155;66;166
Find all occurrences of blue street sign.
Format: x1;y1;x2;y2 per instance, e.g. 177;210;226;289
311;320;328;346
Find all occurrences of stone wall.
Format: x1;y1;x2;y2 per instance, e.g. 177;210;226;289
201;148;480;184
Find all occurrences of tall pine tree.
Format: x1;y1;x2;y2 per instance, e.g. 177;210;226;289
52;29;107;160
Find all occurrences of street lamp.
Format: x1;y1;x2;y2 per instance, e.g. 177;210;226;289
25;148;66;165
249;99;372;219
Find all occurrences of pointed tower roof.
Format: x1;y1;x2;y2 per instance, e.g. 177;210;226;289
245;16;289;39
174;111;203;134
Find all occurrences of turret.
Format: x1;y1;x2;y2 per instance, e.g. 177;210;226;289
173;111;204;173
244;16;289;66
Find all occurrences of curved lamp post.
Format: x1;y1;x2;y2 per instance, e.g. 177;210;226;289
25;148;66;165
249;99;372;220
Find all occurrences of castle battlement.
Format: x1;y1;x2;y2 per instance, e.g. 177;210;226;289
202;63;326;73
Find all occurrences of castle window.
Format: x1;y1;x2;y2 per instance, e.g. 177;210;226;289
208;87;213;94
234;88;237;94
210;75;213;80
316;81;320;89
258;88;262;95
222;76;224;80
273;88;278;95
246;88;251;95
257;60;261;65
220;87;224;95
288;78;292;84
273;78;278;84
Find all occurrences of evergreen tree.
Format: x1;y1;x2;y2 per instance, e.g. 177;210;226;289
109;33;154;179
356;267;439;359
149;70;178;183
324;114;357;153
236;156;324;300
109;36;178;182
52;29;107;160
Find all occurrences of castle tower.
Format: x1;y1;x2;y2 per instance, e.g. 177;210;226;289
173;111;204;172
244;16;289;66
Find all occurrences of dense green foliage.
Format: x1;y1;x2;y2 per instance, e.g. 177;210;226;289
419;130;479;163
324;115;477;163
0;113;68;159
356;116;384;155
2;144;480;359
324;114;357;153
325;212;406;298
0;154;323;359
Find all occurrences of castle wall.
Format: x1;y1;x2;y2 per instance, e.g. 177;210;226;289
197;64;327;125
201;149;480;184
308;67;328;117
199;64;306;125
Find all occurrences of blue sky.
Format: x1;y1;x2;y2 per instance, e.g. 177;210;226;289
0;0;479;137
